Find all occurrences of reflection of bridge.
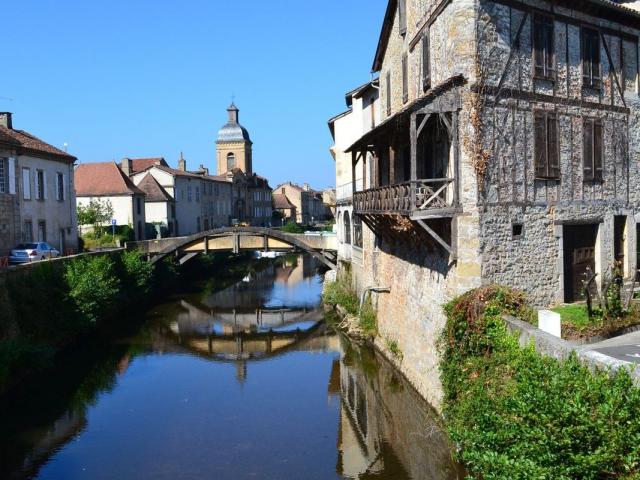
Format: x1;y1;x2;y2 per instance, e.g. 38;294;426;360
166;299;334;362
126;227;337;269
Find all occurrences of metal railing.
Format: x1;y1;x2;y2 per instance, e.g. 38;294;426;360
353;178;454;216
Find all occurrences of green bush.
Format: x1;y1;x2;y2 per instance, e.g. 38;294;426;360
119;249;154;297
441;286;640;479
323;274;359;315
64;255;121;323
281;220;304;234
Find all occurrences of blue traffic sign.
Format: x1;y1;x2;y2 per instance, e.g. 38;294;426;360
111;219;117;226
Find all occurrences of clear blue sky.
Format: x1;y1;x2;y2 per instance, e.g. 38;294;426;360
3;0;387;189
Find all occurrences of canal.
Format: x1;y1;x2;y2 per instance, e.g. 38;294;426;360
0;254;462;480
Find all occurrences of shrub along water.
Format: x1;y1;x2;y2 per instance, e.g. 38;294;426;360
441;286;640;479
0;251;178;394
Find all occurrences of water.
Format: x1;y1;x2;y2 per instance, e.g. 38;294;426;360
0;254;462;480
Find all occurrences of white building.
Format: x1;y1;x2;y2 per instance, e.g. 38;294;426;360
128;156;232;236
0;112;78;254
75;161;146;240
328;80;380;263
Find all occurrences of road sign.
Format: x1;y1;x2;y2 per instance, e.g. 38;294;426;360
111;219;117;226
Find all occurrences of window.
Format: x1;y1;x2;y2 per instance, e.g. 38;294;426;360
353;214;363;248
0;157;14;194
398;0;407;36
187;185;192;202
19;168;30;200
136;197;142;215
534;111;560;179
197;216;201;232
533;14;555;80
512;223;524;239
583;117;603;182
196;186;200;202
582;28;601;88
37;220;46;242
386;70;391;116
23;220;33;242
56;172;64;201
227;152;236;170
36;170;45;200
0;158;5;193
343;211;351;245
422;29;431;91
401;52;408;103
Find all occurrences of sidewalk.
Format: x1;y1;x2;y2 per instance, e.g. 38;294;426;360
578;330;640;365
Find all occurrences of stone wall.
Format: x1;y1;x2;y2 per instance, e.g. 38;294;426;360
477;0;640;305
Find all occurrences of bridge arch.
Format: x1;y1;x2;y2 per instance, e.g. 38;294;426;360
128;227;337;269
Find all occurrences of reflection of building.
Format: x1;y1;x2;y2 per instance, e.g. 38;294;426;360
336;342;463;479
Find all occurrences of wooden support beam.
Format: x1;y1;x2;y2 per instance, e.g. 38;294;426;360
410;114;417;212
351;150;357;196
389;146;396;185
452;112;460;206
416;219;455;258
417;112;432;138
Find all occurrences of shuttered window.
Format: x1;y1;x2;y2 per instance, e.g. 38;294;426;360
533;15;555;80
386;70;391;116
534;111;560;179
422;28;431;91
583;118;603;182
0;158;6;193
582;28;601;88
401;52;408;103
398;0;407;36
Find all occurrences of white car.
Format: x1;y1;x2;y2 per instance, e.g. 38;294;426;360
9;242;60;264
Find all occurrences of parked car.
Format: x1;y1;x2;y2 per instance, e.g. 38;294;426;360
9;242;60;264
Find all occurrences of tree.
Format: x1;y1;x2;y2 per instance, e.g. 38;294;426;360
77;199;114;236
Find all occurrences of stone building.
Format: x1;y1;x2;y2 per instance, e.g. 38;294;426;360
330;0;640;407
273;182;332;224
215;104;273;226
0;112;78;255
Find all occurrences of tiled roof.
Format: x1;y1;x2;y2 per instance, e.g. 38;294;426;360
136;173;173;202
124;157;167;173
273;193;295;210
75;162;144;196
0;126;76;162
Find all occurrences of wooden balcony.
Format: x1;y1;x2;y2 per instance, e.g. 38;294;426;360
353;178;457;220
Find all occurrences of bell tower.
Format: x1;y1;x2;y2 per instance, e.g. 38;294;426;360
216;103;253;175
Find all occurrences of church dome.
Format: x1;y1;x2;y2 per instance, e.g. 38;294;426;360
216;103;252;143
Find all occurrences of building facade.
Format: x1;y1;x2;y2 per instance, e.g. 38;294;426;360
273;182;332;224
0;112;78;255
330;0;640;407
129;157;232;236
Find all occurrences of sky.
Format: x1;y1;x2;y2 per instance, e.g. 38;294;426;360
2;0;387;190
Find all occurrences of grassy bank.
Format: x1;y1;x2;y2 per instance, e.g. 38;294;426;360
440;286;640;479
323;271;378;337
0;250;180;394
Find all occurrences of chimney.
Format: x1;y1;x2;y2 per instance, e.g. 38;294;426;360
303;183;310;191
227;103;239;123
199;164;209;176
178;152;187;171
0;112;13;129
121;157;132;176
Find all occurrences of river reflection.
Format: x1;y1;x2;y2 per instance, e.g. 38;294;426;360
0;254;461;480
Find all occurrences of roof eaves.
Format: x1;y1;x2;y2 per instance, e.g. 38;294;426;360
372;0;398;73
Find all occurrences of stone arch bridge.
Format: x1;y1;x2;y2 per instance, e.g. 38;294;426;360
126;227;337;269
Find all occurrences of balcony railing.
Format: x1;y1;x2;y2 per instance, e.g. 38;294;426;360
353;178;455;217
